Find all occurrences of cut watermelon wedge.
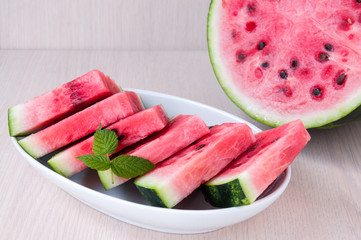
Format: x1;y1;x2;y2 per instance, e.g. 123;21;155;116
134;123;256;208
8;70;121;137
208;0;361;128
202;120;310;207
48;105;169;178
98;114;210;190
18;91;144;159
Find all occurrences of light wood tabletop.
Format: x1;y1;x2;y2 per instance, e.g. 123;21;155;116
0;50;360;240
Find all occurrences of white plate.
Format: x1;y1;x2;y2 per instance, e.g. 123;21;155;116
12;89;291;234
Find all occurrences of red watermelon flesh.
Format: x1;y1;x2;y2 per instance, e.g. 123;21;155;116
98;114;210;190
48;105;169;178
18;91;144;159
208;0;361;128
8;70;121;137
134;123;256;208
203;120;310;206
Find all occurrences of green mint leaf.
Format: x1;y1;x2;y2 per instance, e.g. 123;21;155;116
77;155;110;171
92;124;118;156
110;155;156;178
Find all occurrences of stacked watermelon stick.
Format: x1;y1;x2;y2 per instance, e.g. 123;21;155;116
9;70;121;137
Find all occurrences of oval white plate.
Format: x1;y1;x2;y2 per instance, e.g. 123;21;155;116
12;89;291;234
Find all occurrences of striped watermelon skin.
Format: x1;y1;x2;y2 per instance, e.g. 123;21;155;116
98;114;210;190
202;120;310;207
134;123;256;208
18;91;144;159
48;105;169;178
8;70;121;137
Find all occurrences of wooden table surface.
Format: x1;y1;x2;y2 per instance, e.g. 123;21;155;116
1;50;360;240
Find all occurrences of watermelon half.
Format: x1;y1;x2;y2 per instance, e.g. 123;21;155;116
201;120;310;207
208;0;361;128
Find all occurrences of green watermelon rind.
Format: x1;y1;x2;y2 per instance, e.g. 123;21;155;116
97;169;127;191
134;174;180;208
8;106;22;137
201;178;252;207
17;136;41;159
207;0;361;129
48;155;72;178
135;185;168;208
98;169;113;190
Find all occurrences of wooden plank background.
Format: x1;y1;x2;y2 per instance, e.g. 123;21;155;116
0;0;209;50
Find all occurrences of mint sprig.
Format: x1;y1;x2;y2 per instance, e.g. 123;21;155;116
76;124;156;181
110;155;156;179
77;155;110;171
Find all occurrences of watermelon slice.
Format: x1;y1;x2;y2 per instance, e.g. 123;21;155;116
48;105;169;178
98;114;210;190
8;70;121;137
202;120;310;207
208;0;361;128
18;91;144;159
134;123;256;208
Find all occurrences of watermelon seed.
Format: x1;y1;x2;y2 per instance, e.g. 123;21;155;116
247;4;256;13
208;126;214;129
311;88;322;97
195;144;206;151
325;43;333;52
111;129;118;134
237;52;246;62
257;41;266;50
280;70;288;79
336;73;347;85
318;52;329;62
291;60;298;69
357;0;361;3
117;135;125;141
261;62;269;68
271;138;279;143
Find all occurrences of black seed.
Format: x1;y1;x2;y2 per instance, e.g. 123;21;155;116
312;88;322;97
208;126;214;129
271;138;279;143
357;0;361;3
324;43;333;52
318;52;329;62
111;129;118;134
195;144;206;151
336;73;346;85
258;41;266;50
291;60;298;69
248;4;256;13
238;53;246;62
261;62;269;68
280;70;288;79
117;134;125;141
